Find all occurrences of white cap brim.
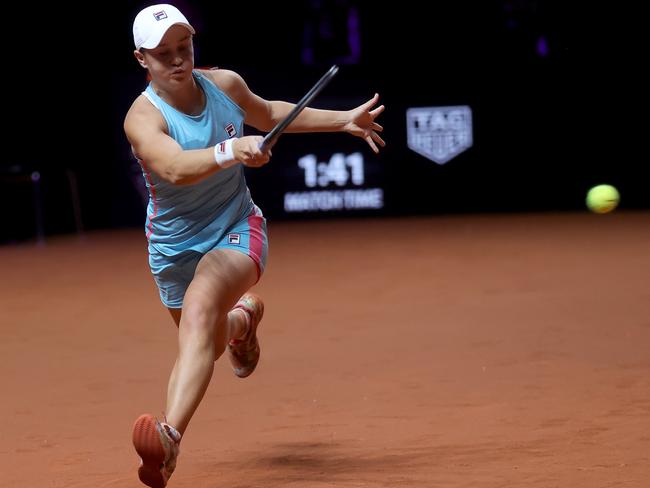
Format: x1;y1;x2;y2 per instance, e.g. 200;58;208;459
138;22;195;50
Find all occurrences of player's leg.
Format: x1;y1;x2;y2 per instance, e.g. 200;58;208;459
165;248;258;435
168;304;249;348
209;205;268;377
163;208;267;422
164;304;250;410
165;309;182;422
133;207;268;487
133;280;254;488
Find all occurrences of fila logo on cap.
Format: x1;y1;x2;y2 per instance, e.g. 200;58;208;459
153;10;168;21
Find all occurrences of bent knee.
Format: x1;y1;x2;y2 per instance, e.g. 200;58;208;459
180;303;222;333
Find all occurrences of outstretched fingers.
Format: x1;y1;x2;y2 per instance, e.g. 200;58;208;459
353;93;385;153
365;130;386;154
363;93;380;109
365;136;379;154
370;104;385;119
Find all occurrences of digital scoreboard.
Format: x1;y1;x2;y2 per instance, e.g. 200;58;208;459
284;151;383;213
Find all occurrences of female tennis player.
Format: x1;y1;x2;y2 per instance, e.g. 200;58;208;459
124;4;385;487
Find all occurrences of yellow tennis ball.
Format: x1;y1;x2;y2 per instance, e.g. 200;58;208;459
586;184;619;213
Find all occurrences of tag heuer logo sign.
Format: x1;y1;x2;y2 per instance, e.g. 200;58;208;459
406;105;473;165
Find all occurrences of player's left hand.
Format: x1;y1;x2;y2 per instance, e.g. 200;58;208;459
344;93;385;153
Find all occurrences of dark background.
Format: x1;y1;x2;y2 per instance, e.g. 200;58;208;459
2;1;644;243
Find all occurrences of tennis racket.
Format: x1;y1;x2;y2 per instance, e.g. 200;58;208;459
259;65;339;152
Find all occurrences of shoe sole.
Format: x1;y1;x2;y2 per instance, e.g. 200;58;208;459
133;414;166;488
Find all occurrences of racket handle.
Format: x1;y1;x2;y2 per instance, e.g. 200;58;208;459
258;137;272;153
259;129;280;152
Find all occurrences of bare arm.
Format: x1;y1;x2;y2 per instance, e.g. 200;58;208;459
124;96;269;186
205;69;386;153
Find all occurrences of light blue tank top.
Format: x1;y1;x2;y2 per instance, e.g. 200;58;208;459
139;71;254;257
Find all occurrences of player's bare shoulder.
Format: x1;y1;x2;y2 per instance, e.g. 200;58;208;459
124;94;166;141
198;68;248;105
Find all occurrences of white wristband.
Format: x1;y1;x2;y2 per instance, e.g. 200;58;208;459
214;138;239;168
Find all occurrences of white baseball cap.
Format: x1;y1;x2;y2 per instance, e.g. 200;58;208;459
133;4;195;50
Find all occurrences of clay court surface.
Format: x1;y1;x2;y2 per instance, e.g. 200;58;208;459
1;212;649;487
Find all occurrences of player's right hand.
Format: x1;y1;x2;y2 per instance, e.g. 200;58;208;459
233;136;271;167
